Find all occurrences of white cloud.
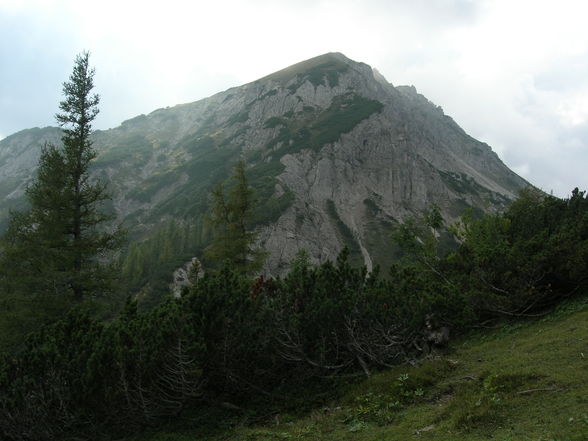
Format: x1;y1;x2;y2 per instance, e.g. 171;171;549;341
2;0;588;195
511;163;530;178
557;89;588;126
375;0;588;196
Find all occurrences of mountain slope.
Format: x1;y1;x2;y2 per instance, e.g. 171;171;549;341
126;298;588;441
0;53;528;276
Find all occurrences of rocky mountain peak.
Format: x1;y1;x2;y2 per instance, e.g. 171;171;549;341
0;53;528;277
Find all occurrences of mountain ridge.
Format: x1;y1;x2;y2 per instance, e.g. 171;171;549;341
0;52;529;278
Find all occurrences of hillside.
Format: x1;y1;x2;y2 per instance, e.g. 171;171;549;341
1;182;586;440
0;53;528;282
130;297;588;441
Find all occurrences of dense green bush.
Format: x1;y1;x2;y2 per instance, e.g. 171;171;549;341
446;188;588;318
2;188;588;440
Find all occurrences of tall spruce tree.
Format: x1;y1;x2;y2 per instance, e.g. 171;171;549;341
204;160;266;274
1;52;121;303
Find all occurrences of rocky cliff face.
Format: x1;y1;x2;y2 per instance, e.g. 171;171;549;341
0;53;528;276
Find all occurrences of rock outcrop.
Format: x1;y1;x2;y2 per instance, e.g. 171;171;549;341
0;52;529;276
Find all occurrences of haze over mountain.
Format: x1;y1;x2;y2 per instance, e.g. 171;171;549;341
0;53;528;277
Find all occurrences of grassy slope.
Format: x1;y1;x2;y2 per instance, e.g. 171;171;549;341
131;298;588;441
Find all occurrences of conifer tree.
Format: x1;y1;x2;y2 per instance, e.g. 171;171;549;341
1;52;122;302
204;160;266;274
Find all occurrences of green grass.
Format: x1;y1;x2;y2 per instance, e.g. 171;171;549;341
264;117;287;129
265;93;383;158
95;134;153;167
304;59;349;88
228;109;250;124
259;53;349;88
131;296;588;440
248;160;294;225
438;171;485;196
439;171;512;217
310;94;383;149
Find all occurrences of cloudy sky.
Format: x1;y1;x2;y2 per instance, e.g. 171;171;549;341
1;0;587;196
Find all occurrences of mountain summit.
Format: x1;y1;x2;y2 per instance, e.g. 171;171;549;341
0;53;528;277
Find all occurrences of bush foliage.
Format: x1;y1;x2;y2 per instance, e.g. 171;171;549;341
1;187;588;440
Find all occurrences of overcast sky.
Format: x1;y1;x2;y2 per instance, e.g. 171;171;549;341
1;0;587;196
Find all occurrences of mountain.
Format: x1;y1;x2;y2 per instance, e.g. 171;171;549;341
0;53;528;278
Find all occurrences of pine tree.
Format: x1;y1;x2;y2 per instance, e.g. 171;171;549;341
204;160;266;274
1;52;122;303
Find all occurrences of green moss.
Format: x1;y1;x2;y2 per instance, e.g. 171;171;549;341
311;94;383;148
265;93;384;158
305;60;349;87
256;189;295;225
247;160;286;182
95;134;153;166
228;110;249;124
248;161;294;225
259;53;349;88
440;172;510;217
287;83;299;94
439;171;485;196
264;117;286;129
219;125;251;148
261;89;279;98
363;198;382;216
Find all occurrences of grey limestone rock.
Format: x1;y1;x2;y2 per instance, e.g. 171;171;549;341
0;52;529;276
